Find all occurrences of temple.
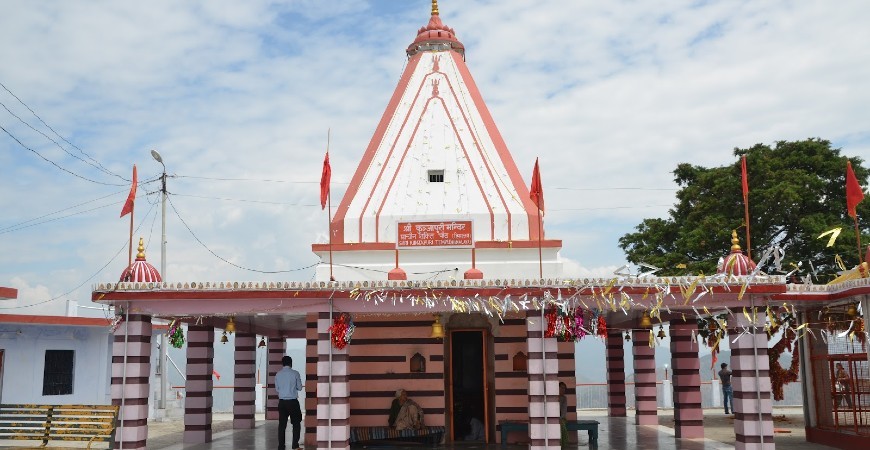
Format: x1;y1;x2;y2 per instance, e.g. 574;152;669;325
91;2;868;450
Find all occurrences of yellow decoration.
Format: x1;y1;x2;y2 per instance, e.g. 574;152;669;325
817;227;842;248
430;315;445;339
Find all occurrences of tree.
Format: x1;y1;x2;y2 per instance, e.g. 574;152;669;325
618;138;869;280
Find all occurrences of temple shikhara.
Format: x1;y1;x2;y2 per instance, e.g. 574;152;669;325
92;2;868;450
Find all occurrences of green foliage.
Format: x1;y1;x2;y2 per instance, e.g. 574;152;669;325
618;138;869;280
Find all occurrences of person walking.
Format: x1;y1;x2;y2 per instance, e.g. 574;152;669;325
276;355;303;450
718;363;733;415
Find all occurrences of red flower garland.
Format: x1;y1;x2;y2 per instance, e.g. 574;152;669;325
768;327;800;401
329;313;354;350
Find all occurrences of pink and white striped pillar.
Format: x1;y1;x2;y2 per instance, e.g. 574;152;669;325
632;328;658;425
606;329;628;417
317;312;350;450
233;332;256;429
111;313;152;450
669;319;703;438
526;312;560;450
731;311;775;450
184;325;214;444
266;336;286;420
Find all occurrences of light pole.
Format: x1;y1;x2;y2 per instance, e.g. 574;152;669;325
151;149;168;412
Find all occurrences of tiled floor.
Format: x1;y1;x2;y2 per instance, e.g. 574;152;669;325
149;414;839;450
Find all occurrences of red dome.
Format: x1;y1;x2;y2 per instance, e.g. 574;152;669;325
717;231;756;276
406;1;465;57
120;238;162;283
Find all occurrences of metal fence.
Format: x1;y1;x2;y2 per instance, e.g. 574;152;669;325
171;381;803;413
576;380;803;409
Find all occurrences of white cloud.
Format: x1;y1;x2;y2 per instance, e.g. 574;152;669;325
2;0;869;313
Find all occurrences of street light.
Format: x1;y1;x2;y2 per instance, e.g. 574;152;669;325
664;364;669;380
151;149;168;412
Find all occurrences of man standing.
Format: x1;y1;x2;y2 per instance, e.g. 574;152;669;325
276;355;303;450
719;362;733;415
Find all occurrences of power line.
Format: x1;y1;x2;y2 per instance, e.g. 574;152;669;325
175;174;349;185
172;193;318;207
167;195;319;274
0;124;126;186
0;81;127;182
0;202;157;310
0;178;158;235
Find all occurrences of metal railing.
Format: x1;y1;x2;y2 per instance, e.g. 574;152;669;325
576;380;803;409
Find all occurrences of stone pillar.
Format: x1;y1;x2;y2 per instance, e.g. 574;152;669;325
632;329;657;425
112;314;152;450
266;337;286;420
317;312;349;450
606;329;627;416
233;332;256;429
670;319;703;439
184;325;214;444
731;311;775;450
527;312;559;450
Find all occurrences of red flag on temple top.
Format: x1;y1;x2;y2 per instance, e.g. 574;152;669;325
846;161;864;219
529;158;544;213
119;165;137;218
320;152;331;210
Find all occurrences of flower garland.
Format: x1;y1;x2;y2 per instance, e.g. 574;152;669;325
545;307;603;342
767;311;800;401
168;319;185;349
329;313;355;350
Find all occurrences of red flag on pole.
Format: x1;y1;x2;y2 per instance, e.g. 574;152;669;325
741;155;749;200
120;165;137;217
846;161;864;219
320;152;331;210
529;158;544;212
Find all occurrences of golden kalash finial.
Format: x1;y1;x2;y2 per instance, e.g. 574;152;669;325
136;237;146;259
432;0;439;15
730;230;742;252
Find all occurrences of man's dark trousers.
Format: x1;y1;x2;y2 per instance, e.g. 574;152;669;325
278;398;302;449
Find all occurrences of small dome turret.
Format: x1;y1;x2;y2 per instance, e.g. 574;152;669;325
406;0;465;57
120;238;162;283
717;230;757;276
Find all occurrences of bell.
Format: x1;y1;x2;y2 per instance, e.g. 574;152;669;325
624;331;631;342
225;317;236;334
220;331;228;344
639;311;652;329
430;315;445;339
846;304;858;319
657;325;666;339
258;337;266;348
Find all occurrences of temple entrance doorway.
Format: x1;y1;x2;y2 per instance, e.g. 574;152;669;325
448;328;490;442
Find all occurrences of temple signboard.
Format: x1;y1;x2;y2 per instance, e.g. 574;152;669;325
397;221;473;248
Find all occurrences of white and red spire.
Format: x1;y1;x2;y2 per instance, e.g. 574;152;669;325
331;2;545;247
314;2;561;280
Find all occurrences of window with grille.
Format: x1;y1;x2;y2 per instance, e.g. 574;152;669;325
428;170;444;183
42;350;74;396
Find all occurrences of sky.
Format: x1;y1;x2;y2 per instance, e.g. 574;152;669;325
1;0;869;317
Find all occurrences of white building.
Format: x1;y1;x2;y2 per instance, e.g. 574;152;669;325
0;312;113;405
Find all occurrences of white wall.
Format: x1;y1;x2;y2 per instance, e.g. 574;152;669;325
0;324;111;405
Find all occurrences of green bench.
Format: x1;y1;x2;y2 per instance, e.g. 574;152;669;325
499;419;599;448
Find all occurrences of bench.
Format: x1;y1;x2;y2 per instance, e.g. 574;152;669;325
350;426;445;446
499;419;599;448
0;404;119;449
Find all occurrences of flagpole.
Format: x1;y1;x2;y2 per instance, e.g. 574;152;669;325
742;155;752;260
327;129;334;281
854;216;863;263
128;210;134;267
537;208;543;279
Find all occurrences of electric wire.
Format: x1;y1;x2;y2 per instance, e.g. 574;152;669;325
0;81;127;182
167;195;318;274
0;202;157;310
0;99;124;181
0;124;126;186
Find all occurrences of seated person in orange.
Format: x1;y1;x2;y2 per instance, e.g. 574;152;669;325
388;389;424;430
